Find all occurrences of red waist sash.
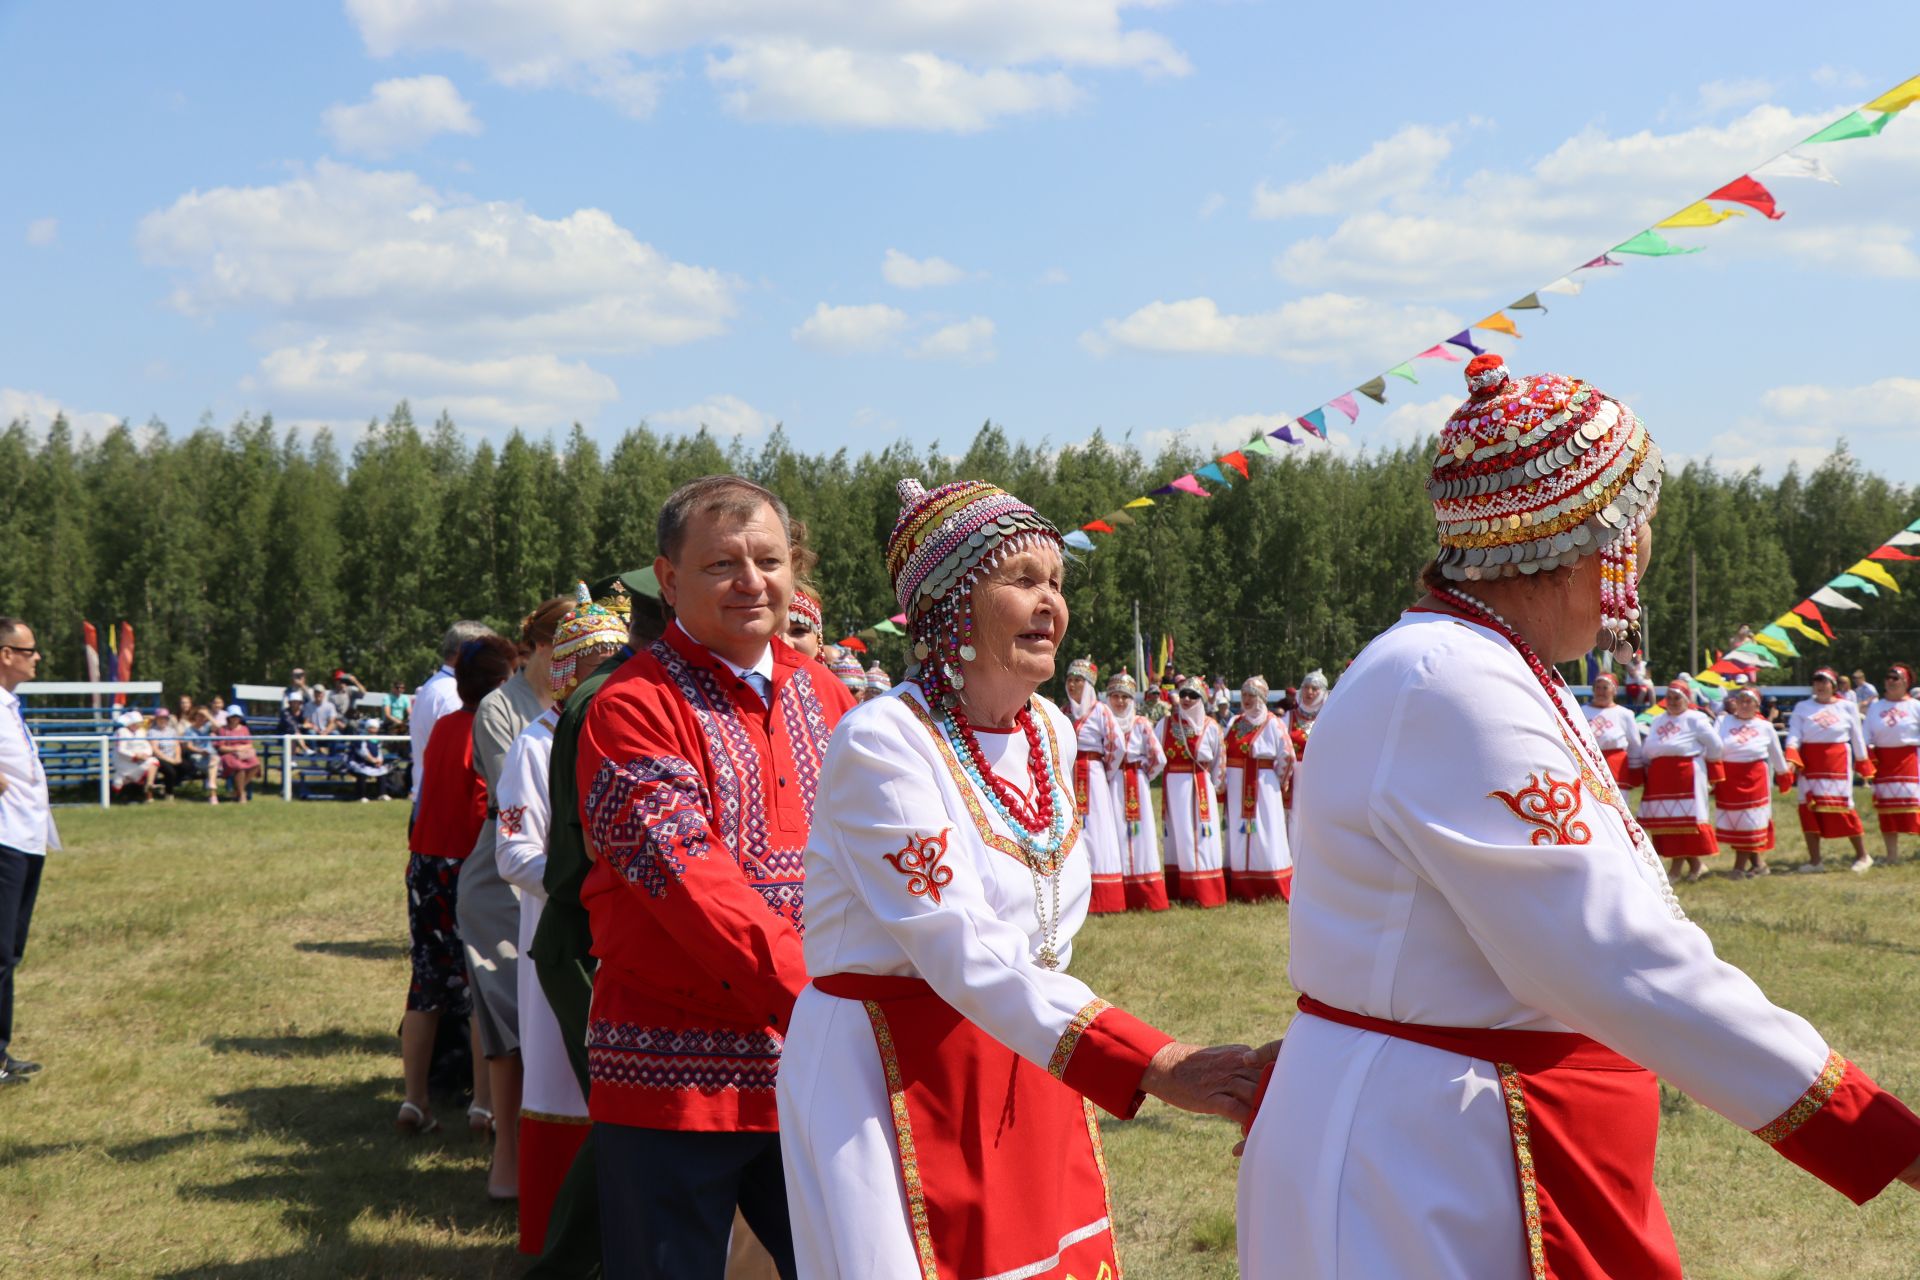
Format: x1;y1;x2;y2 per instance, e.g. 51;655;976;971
812;974;1119;1280
1292;995;1680;1280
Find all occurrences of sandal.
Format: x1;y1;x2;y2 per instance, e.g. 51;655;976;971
468;1104;495;1137
396;1101;440;1135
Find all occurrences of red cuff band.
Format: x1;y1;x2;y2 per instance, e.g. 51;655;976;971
1784;747;1804;769
1706;760;1727;785
1052;1002;1176;1119
1757;1053;1920;1204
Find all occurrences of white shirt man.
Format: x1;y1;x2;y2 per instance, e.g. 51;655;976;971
0;620;57;1085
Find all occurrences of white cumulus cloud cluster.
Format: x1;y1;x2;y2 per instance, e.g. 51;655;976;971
343;0;1188;131
322;75;482;157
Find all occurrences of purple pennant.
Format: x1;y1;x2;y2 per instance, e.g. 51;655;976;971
1446;330;1485;356
1271;425;1299;445
1149;483;1177;497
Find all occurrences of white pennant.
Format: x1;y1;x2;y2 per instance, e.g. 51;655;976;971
1812;586;1863;610
1755;152;1840;185
1539;276;1583;296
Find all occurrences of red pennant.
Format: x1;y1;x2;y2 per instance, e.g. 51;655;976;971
1870;545;1920;561
1708;175;1783;221
838;636;868;653
1220;450;1250;478
1082;520;1116;535
1792;601;1836;638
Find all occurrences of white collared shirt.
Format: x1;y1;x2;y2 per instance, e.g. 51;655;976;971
409;665;459;799
673;620;774;697
0;686;59;855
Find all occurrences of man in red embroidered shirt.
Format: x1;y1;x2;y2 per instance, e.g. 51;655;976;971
578;475;856;1279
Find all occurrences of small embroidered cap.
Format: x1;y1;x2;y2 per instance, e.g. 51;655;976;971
788;587;823;636
864;663;893;693
828;651;866;693
1242;675;1270;698
1066;657;1098;684
1106;671;1138;696
551;580;631;700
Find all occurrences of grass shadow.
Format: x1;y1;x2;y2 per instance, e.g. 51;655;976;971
209;1030;393;1059
155;1240;518;1280
294;939;407;961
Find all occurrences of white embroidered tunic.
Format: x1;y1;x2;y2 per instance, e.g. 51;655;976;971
1638;708;1722;827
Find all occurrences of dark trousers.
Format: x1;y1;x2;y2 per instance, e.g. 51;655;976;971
0;844;44;1060
594;1123;795;1280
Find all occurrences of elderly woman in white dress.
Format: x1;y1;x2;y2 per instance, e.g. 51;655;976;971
778;478;1269;1280
1105;671;1169;911
1221;676;1295;902
492;586;628;1257
1158;675;1227;906
1237;355;1920;1280
1062;656;1127;914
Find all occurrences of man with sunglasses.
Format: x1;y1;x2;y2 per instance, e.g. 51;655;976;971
0;618;57;1087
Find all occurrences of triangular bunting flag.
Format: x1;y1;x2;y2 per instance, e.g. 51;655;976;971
1791;602;1836;637
1707;176;1784;220
1695;670;1729;687
1170;475;1212;498
1829;573;1880;597
1539;276;1583;296
1082;520;1116;535
1847;559;1899;591
1871;545;1920;561
1475;312;1521;337
1580;254;1621;268
1356;377;1389;404
1242;436;1275;458
1149;484;1176;497
1329;393;1360;422
873;620;903;635
1220;450;1250;478
1755;152;1839;185
1732;643;1778;668
1755;625;1798;657
1777;612;1829;647
1272;425;1302;445
1417;343;1463;361
1063;531;1096;551
1195;462;1229;486
1125;497;1154;509
1889;529;1920;545
1656;201;1746;229
1445;331;1486;355
1104;509;1133;525
838;636;867;652
1803;111;1894;145
1299;408;1328;438
1722;648;1761;668
1613;230;1702;257
1811;586;1862;610
1386;363;1418;383
1866;73;1920;115
1508;292;1546;312
889;613;907;625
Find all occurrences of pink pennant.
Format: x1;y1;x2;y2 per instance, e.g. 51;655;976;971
889;613;907;625
1416;343;1463;362
1170;475;1212;498
1329;393;1359;423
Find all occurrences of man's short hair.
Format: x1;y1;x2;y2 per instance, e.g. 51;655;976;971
0;616;26;646
656;475;791;564
438;620;495;662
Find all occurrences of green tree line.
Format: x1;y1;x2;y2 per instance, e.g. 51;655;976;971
0;403;1914;698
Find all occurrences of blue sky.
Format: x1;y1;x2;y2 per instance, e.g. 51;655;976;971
3;1;1918;482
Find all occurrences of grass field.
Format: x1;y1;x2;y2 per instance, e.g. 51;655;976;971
2;796;1917;1278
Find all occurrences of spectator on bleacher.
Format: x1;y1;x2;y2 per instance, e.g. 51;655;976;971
387;681;411;724
148;708;191;797
278;693;317;756
409;621;495;804
398;633;517;1137
215;713;261;803
463;594;571;1198
285;667;314;706
308;687;340;737
329;671;366;720
208;694;228;725
346;717;390;803
111;711;160;802
175;694;195;723
0;617;57;1088
182;707;220;803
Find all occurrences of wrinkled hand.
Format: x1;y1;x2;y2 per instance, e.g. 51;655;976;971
1141;1038;1281;1127
1901;1155;1920;1193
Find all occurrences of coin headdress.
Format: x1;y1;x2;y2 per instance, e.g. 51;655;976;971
884;477;1063;710
1429;354;1663;659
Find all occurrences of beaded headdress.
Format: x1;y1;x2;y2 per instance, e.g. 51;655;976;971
1106;671;1137;696
1242;675;1270;698
864;663;893;693
884;477;1063;708
789;588;823;637
1177;675;1207;698
1066;657;1098;684
550;581;630;700
828;651;866;693
1429;354;1663;661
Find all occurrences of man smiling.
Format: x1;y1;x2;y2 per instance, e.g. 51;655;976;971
575;476;856;1279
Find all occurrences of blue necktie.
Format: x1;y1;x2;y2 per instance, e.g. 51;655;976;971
743;672;773;705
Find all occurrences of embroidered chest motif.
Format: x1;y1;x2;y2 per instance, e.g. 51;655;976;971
1488;769;1593;846
884;830;955;904
1808;708;1845;731
497;804;528;839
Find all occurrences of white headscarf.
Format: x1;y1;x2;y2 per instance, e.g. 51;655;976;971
1066;678;1098;721
1176;676;1209;732
1296;669;1329;718
1105;674;1137;732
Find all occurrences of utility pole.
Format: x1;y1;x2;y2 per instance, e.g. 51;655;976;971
1689;549;1699;674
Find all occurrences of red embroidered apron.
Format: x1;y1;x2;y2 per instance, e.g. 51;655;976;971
1797;740;1864;838
813;973;1121;1280
1279;996;1682;1280
1639;756;1718;858
1712;758;1776;852
1869;744;1920;833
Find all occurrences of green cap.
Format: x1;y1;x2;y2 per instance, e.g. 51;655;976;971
588;567;660;601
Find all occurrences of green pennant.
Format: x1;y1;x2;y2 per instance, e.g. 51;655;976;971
1803;110;1894;144
872;620;902;635
1830;573;1880;596
1758;624;1800;658
1613;230;1703;257
1386;363;1418;383
1508;293;1545;312
1356;377;1388;404
1243;435;1275;457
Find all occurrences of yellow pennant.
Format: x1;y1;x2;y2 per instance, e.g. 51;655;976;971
1656;201;1746;229
1751;631;1792;656
1866;74;1920;115
1775;613;1830;647
1475;312;1521;338
1125;497;1155;509
1847;558;1901;592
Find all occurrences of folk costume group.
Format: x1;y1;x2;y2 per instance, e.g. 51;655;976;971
1584;661;1920;879
418;352;1920;1280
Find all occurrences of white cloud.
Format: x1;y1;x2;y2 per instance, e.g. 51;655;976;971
1759;376;1920;426
1695;78;1775;116
138;161;738;351
0;388;122;438
914;315;996;361
1812;65;1868;91
652;393;776;437
1254;124;1454;219
322;75;481;157
1695;377;1920;478
1197;192;1225;220
792;302;910;352
249;340;618;427
24;217;57;247
1085;293;1459;366
1038;266;1070;286
1135;412;1296;460
883;248;966;288
343;0;1186;131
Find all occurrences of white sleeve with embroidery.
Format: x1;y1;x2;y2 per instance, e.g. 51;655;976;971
1369;647;1832;1131
811;701;1104;1072
493;725;554;899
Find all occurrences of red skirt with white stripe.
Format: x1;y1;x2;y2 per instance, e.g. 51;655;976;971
1870;745;1920;834
1713;759;1776;853
1797;741;1864;837
1639;756;1718;858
